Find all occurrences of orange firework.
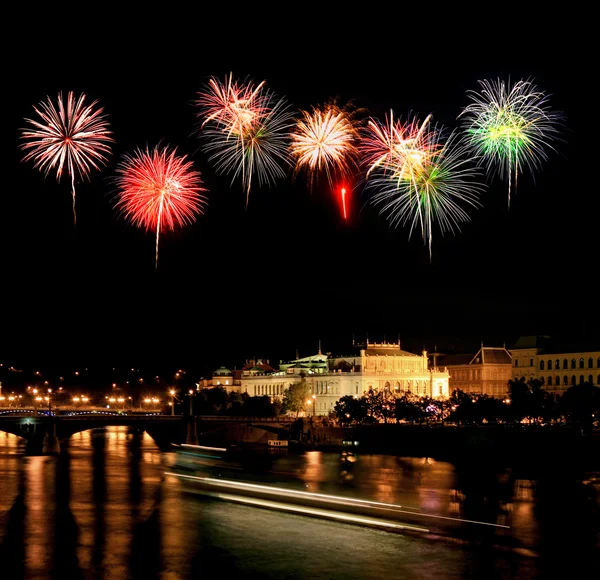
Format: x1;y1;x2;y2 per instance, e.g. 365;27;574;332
289;100;362;192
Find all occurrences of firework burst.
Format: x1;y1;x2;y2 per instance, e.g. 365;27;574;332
362;113;485;259
20;91;114;224
113;144;208;269
195;73;295;208
458;77;563;207
289;100;363;193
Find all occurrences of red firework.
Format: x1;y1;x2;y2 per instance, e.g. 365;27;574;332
113;144;208;268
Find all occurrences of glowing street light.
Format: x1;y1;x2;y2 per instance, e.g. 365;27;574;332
188;389;194;416
170;389;176;416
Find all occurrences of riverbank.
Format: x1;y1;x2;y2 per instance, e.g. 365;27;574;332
295;423;600;469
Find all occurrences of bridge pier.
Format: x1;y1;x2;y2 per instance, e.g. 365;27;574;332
42;420;60;455
186;417;198;445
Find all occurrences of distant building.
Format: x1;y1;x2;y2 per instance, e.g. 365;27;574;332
201;336;600;405
510;336;600;395
436;345;513;398
203;341;450;416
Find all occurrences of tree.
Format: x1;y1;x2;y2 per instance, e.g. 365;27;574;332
241;395;277;417
395;392;425;424
560;382;600;432
332;395;368;425
281;378;311;417
196;386;229;415
363;388;395;423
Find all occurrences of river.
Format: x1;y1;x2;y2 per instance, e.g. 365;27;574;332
0;426;598;579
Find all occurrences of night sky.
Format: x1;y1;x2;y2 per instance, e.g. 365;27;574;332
2;8;595;378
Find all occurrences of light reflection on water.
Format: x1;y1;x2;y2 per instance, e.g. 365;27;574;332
0;426;598;579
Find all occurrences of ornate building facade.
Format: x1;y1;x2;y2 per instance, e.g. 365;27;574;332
203;341;450;417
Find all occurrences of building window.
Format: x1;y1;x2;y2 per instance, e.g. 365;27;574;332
571;375;577;386
571;359;576;369
515;359;519;367
540;360;545;371
579;358;585;369
564;376;569;386
580;375;585;384
548;360;553;371
588;358;593;369
589;375;594;384
555;359;560;370
563;359;568;369
547;376;553;386
556;375;560;386
530;358;533;366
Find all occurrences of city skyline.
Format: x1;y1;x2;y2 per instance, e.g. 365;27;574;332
3;8;595;374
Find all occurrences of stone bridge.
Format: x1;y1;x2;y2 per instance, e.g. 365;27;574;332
0;411;188;454
0;411;302;455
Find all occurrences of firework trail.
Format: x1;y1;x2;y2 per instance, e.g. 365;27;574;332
362;112;485;259
20;91;114;225
194;73;296;208
458;77;563;207
289;100;363;193
113;144;208;269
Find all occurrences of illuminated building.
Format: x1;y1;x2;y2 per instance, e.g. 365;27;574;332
435;346;513;398
510;335;600;395
204;341;450;416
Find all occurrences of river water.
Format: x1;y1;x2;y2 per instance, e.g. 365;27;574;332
0;426;598;579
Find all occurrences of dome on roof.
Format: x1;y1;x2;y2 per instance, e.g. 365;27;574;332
213;366;232;376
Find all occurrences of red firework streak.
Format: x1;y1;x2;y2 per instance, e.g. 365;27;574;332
339;185;348;220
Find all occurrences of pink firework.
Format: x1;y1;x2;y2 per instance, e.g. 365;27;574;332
195;73;295;208
360;111;440;183
113;144;208;268
195;72;267;135
20;91;114;225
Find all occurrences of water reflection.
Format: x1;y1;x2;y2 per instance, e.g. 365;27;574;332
0;427;598;579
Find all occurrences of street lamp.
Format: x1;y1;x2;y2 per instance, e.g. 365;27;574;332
188;389;194;416
170;389;176;415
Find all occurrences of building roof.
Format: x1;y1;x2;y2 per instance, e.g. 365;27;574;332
511;335;551;349
359;342;421;357
511;335;600;355
480;348;512;364
213;366;233;376
436;353;473;366
364;347;420;357
241;359;277;372
437;347;512;367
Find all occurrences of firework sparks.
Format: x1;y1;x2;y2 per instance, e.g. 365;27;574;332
289;100;362;193
113;144;208;269
362;113;485;259
360;111;438;183
20;91;114;225
195;73;295;208
458;77;563;207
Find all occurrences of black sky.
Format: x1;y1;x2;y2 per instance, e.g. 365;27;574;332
2;7;596;377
